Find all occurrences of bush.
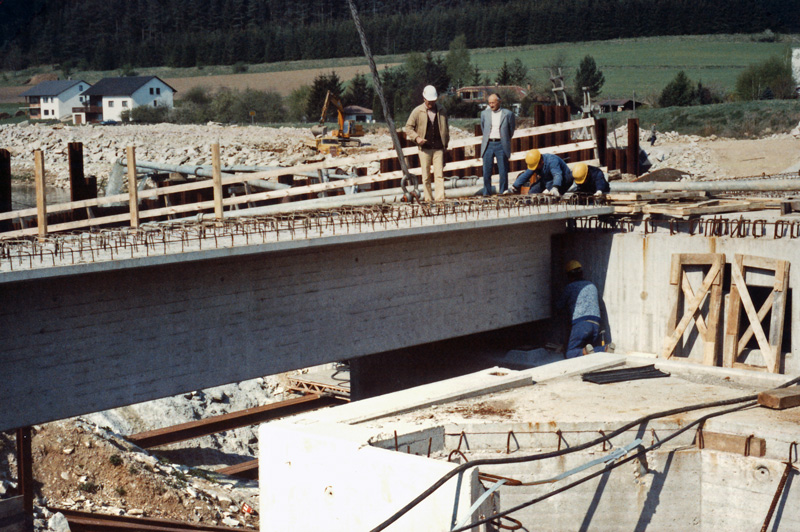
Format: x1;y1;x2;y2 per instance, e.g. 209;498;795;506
658;71;695;107
109;454;122;466
128;105;170;123
232;62;248;74
79;481;99;494
735;55;795;101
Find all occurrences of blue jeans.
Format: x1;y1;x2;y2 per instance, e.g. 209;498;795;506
566;316;605;359
482;141;509;195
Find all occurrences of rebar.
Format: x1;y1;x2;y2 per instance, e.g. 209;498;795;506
0;196;602;273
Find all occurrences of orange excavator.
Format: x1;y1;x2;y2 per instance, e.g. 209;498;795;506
310;91;364;153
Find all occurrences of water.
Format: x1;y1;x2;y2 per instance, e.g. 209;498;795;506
10;182;72;210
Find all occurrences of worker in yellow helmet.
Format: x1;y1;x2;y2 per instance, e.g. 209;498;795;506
507;149;573;196
556;260;615;358
570;163;610;196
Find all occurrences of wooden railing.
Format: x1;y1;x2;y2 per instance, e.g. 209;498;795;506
0;116;600;239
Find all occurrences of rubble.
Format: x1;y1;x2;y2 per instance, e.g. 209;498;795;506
0;122;400;190
0;373;304;531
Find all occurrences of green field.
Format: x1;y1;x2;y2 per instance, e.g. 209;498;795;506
469;34;795;100
2;33;795;101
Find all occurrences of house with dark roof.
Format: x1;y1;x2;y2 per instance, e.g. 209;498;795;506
597;98;645;113
20;80;91;121
343;105;373;123
73;76;176;124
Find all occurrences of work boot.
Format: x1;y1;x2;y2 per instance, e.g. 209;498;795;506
583;344;594;355
606;342;616;353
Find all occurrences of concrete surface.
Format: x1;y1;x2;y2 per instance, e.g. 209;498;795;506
260;356;800;531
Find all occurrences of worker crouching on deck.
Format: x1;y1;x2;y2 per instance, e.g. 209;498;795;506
557;260;615;358
508;149;573;197
404;85;450;202
571;163;610;196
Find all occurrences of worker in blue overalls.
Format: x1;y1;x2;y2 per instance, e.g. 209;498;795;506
570;162;610;196
556;260;615;358
508;149;574;196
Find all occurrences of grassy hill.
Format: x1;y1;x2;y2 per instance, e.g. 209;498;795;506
470;34;795;100
2;33;795;101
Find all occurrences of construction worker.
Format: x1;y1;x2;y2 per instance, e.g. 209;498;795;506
480;93;515;195
508;149;573;196
571;163;610;196
556;260;614;359
404;85;450;202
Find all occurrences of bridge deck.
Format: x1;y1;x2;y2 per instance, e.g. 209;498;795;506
0;198;612;431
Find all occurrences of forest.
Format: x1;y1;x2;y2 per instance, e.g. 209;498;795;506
2;0;798;71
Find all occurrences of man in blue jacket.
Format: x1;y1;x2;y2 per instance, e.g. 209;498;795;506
557;260;615;358
571;162;610;196
480;93;515;195
508;149;573;196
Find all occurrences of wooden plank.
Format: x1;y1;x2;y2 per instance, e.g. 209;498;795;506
661;255;723;360
643;200;767;217
767;262;790;373
736;291;774;354
741;255;781;271
723;255;744;368
682;273;708;337
606;191;707;202
612;203;645;214
697;431;766;457
126;146;139;230
678;253;725;267
729;256;776;371
211;143;224;224
757;388;800;410
34;149;47;241
0;121;598;223
704;272;723;366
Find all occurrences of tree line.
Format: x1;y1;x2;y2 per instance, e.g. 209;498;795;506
3;0;799;71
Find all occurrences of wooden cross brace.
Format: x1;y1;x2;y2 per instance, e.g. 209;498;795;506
662;254;725;364
723;255;790;373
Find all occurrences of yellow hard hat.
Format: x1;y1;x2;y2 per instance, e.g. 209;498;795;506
572;163;588;184
565;260;582;273
525;149;542;170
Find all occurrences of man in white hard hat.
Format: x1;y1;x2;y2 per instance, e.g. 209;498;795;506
404;85;450;201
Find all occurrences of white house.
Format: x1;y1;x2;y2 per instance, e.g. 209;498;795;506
20;80;91;121
74;76;176;124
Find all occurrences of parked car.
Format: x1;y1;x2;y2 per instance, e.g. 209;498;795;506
99;119;118;125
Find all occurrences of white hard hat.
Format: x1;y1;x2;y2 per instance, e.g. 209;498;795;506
422;85;438;101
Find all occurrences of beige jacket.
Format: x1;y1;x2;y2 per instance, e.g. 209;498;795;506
404;103;449;150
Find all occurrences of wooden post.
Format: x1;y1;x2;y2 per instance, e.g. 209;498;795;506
212;143;224;223
0;149;10;232
17;426;33;532
126;146;140;230
595;118;607;167
627;117;640;176
68;142;86;201
33;149;47;241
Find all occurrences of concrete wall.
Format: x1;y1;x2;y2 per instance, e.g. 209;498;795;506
259;421;487;531
0;220;561;431
557;231;799;373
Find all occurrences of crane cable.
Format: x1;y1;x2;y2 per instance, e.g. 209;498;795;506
345;0;419;201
